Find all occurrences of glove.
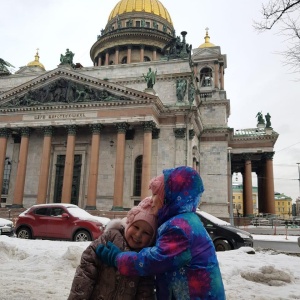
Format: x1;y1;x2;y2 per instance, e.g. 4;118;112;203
96;241;122;267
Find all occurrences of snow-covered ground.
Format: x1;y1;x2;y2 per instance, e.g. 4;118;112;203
0;235;299;300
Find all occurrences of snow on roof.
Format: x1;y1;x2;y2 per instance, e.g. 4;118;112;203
196;209;230;226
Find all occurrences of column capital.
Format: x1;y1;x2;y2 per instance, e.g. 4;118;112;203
89;123;104;134
173;128;186;139
43;126;53;136
242;153;252;161
65;125;77;135
20;127;31;137
214;60;219;65
142;121;156;132
264;152;275;160
0;128;10;138
115;122;129;133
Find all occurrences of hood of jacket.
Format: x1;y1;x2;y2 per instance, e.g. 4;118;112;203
104;218;126;233
157;166;204;225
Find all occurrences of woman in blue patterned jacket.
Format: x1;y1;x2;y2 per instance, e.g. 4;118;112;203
97;166;226;299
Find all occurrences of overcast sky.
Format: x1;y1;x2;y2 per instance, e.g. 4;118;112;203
1;0;300;202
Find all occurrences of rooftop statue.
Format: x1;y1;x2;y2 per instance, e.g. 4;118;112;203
162;31;191;60
0;58;15;75
143;68;157;89
265;113;272;128
256;111;265;125
60;49;75;67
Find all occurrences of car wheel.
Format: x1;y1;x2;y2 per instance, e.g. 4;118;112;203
214;239;231;251
74;230;91;242
16;227;32;239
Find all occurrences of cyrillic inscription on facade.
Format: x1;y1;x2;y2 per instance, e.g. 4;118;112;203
23;112;97;121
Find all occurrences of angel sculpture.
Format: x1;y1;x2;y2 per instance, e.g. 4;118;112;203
0;58;15;74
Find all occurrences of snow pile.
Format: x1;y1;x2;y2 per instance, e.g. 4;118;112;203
241;265;293;286
0;236;300;300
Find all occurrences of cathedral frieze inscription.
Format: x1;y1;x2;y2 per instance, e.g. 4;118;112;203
23;112;97;121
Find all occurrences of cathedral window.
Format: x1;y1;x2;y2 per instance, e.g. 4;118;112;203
144;56;151;62
134;155;143;196
121;56;127;64
1;157;11;196
200;67;213;87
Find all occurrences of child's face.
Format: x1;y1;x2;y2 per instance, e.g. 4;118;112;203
126;220;154;250
151;193;164;215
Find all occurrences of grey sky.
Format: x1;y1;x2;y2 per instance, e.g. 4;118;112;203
1;0;299;201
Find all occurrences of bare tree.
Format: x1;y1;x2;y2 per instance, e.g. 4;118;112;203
254;0;300;72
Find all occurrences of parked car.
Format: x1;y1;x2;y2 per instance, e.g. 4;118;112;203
250;217;270;226
0;217;14;236
15;203;110;242
292;217;300;226
196;209;254;251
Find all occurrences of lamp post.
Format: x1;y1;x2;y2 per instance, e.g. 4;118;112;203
297;163;300;197
228;147;234;225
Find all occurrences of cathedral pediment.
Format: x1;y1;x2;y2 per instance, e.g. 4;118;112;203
0;67;157;109
192;47;221;60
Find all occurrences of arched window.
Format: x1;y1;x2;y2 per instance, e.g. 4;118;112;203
144;56;151;62
200;67;213;87
2;157;11;195
134;155;143;196
121;56;127;64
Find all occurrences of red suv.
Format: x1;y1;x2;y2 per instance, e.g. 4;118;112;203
15;203;110;242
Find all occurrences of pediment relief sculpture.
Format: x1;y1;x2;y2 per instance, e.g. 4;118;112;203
1;78;130;107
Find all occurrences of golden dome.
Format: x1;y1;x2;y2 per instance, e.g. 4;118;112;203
199;28;215;48
27;49;45;70
108;0;173;25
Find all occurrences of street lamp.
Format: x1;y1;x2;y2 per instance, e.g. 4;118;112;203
227;147;234;225
297;163;300;197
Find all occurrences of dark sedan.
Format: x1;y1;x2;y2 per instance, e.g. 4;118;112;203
196;209;254;251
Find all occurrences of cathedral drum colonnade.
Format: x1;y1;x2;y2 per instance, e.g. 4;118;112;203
0;0;278;218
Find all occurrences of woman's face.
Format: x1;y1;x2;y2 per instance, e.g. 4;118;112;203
125;220;154;250
151;193;164;215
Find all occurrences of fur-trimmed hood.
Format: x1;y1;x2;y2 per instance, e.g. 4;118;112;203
104;218;126;233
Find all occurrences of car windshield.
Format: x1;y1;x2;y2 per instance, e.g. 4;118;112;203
197;210;231;226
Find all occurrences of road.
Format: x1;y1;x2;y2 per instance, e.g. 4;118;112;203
239;225;300;254
238;226;300;236
253;239;300;254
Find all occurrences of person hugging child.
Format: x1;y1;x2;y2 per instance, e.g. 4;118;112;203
68;197;157;300
96;166;226;300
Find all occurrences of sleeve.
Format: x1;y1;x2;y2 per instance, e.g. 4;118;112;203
116;221;192;277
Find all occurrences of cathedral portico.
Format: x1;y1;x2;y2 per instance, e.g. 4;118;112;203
0;0;279;218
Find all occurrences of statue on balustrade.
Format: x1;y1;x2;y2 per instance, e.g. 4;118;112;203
60;48;75;67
